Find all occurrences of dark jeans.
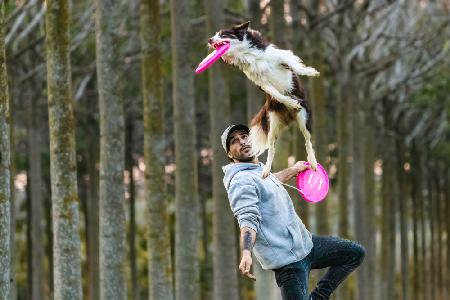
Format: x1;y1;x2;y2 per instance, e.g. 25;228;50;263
272;235;365;300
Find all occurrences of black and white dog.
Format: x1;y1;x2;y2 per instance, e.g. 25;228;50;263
208;21;319;178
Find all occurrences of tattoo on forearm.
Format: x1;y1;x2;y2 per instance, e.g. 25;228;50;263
243;231;253;251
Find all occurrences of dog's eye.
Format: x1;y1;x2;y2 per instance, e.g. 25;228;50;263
220;31;235;38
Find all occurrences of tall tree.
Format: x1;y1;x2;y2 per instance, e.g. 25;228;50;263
308;1;330;236
8;91;16;300
246;0;264;122
27;92;45;300
446;168;450;295
85;128;100;300
270;0;290;174
125;119;138;300
170;0;200;299
45;0;83;298
396;140;409;300
140;0;174;298
94;0;127;298
290;0;309;229
362;91;376;300
0;2;11;298
380;118;397;300
205;1;239;300
410;143;422;300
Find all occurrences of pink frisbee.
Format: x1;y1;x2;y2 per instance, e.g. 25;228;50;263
296;162;329;203
195;42;230;74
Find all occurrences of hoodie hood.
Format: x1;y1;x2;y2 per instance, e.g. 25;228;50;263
222;162;263;189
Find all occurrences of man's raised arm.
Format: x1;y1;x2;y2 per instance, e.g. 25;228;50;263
273;161;311;183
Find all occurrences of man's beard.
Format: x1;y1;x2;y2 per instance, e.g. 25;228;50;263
236;154;255;163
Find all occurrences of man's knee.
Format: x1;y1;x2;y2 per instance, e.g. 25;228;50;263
350;243;366;266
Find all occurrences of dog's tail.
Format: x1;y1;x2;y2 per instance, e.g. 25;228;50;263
248;106;269;157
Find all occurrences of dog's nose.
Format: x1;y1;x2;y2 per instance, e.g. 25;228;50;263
208;38;213;44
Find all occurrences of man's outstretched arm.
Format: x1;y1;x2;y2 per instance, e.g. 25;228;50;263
273;161;311;183
239;227;257;281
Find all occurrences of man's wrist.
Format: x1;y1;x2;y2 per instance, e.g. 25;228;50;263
289;166;298;176
286;166;298;180
242;249;251;256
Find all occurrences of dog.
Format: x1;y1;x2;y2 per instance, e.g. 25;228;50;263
208;21;319;178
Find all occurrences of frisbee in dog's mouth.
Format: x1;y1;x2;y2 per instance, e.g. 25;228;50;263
212;41;229;49
195;41;230;74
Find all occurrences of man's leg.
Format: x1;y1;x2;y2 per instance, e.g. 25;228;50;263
273;252;313;300
309;235;365;300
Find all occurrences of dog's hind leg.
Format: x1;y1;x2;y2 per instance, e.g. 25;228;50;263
296;109;318;171
262;112;281;178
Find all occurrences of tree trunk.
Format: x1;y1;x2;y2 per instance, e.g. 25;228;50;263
309;34;329;236
205;1;239;300
290;0;309;230
334;32;354;298
362;102;376;300
246;0;263;123
45;0;83;298
396;140;409;300
427;162;436;300
44;176;54;298
410;143;422;300
337;84;351;240
170;0;200;298
270;0;290;176
351;86;368;300
435;165;444;300
141;1;175;299
28;94;45;300
444;169;450;295
86;130;100;300
94;0;127;298
0;2;11;298
9;92;16;300
380;129;396;300
420;158;427;300
27;179;32;299
125;120;138;300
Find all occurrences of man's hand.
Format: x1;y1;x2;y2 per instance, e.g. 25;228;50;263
291;161;311;174
239;250;256;281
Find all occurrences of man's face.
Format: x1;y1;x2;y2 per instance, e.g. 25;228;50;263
227;130;255;163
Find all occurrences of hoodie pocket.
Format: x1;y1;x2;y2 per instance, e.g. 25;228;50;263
287;218;312;260
254;230;277;268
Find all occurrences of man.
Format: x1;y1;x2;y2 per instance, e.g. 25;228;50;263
221;124;365;300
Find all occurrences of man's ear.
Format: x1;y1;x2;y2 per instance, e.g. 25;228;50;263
233;21;250;32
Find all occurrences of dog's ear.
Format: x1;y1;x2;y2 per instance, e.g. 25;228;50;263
233;21;250;32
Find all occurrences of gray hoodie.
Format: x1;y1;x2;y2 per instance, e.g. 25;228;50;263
222;162;313;270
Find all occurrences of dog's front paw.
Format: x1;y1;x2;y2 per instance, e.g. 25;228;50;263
287;99;301;110
307;156;318;171
262;167;271;179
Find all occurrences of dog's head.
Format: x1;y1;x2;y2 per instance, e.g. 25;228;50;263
208;21;268;64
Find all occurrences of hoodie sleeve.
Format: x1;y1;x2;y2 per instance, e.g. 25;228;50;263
227;176;261;233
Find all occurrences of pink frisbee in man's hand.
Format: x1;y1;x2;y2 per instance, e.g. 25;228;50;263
296;162;329;203
195;42;230;74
